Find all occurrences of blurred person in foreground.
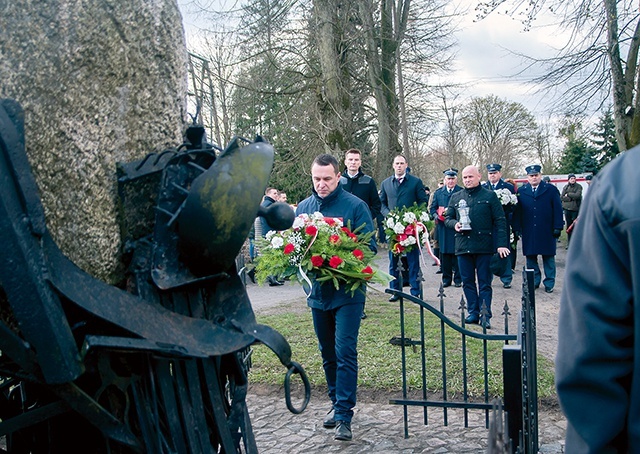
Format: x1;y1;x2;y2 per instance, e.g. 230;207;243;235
556;147;640;453
296;154;376;442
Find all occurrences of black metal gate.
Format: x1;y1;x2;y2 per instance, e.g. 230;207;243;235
387;267;539;454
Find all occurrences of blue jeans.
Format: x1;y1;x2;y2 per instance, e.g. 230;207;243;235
457;254;493;319
389;248;421;296
311;303;364;423
525;255;556;290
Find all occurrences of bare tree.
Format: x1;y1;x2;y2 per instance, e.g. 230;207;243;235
476;0;640;150
460;95;539;176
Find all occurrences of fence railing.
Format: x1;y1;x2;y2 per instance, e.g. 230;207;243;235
387;265;539;454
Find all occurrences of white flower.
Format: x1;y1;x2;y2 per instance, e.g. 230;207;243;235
265;230;277;240
495;188;517;205
393;222;406;234
331;217;343;227
419;212;430;222
403;212;417;223
311;212;324;221
386;217;397;229
292;216;306;230
270;236;284;248
400;236;417;246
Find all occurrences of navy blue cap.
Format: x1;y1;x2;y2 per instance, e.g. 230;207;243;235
443;167;458;177
525;164;542;175
585;174;593;180
486;163;502;172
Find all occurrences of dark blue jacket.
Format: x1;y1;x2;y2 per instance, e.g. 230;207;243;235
379;173;429;216
556;147;640;452
340;168;381;220
512;181;563;256
296;185;376;310
429;185;463;254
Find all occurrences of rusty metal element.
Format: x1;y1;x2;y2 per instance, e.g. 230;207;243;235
0;98;308;452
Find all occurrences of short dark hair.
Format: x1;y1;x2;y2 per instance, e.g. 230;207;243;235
394;154;407;163
312;154;340;174
344;148;362;157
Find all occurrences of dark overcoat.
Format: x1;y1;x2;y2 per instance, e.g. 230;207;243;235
512;181;563;256
556;147;640;452
340;168;381;220
429;185;463;254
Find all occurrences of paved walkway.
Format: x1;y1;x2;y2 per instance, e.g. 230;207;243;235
247;387;566;453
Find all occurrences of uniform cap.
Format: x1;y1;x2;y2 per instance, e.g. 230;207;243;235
525;164;542;175
486;163;502;172
443;167;458;177
585;174;593;180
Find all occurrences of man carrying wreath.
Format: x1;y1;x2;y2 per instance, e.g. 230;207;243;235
296;154;376;442
379;155;429;300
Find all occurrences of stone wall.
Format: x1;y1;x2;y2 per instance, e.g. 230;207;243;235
0;0;188;283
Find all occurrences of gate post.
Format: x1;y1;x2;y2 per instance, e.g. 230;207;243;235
503;344;522;453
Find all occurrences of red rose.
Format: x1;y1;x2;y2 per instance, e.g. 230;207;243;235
329;256;343;268
361;266;373;280
324;217;336;226
311;255;324;267
392;243;405;254
397;234;408;242
283;243;295;255
404;224;415;236
329;234;340;245
305;225;318;236
341;227;357;239
352;249;364;260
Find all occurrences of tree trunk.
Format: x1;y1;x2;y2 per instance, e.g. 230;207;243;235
313;0;353;153
358;0;402;180
605;0;639;150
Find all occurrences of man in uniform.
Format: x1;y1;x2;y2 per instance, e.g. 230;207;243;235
512;165;563;293
379;155;429;300
340;148;381;319
429;168;463;288
482;163;516;288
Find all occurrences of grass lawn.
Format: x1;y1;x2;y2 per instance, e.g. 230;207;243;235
249;292;556;400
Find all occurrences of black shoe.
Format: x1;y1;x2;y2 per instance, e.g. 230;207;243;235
454;282;462;288
361;311;367;320
268;280;284;286
465;315;479;324
480;320;491;330
436;269;442;274
335;421;352;441
323;408;336;428
388;295;400;302
247;268;256;284
545;287;554;293
442;282;451;288
503;283;511;289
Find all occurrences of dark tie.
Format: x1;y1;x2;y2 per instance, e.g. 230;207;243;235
492;184;496;190
397;178;403;185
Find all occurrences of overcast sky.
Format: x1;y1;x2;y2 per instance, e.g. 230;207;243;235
177;0;567;119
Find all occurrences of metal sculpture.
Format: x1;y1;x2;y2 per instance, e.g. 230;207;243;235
0;98;307;452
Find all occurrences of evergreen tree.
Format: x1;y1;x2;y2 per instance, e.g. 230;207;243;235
557;118;598;174
591;107;620;172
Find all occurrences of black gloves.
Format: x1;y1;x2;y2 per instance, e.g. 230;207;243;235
553;228;562;238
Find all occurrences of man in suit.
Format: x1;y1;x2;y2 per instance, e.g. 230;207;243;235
482;163;516;288
429;168;463;288
340;148;381;319
379;155;429;300
512;165;564;293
